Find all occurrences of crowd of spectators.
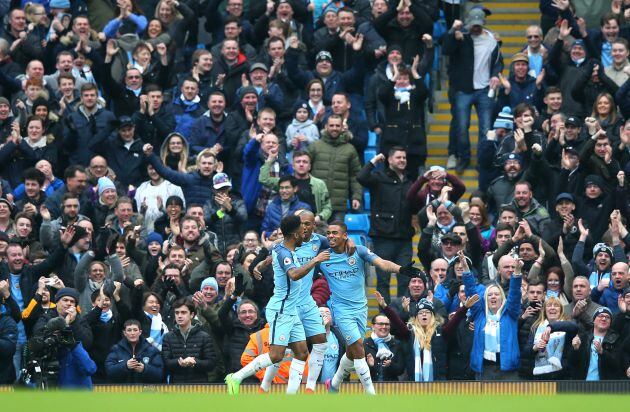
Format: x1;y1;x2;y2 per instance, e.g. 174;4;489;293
0;0;629;388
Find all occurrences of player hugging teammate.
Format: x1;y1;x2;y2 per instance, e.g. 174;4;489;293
226;213;418;395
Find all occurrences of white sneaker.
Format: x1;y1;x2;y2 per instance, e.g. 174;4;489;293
446;155;457;169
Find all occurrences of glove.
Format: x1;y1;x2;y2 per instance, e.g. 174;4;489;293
233;273;244;297
399;263;420;278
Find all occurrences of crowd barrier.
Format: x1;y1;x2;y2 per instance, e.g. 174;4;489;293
2;381;629;394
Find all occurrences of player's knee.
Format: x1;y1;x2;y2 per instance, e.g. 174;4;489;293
268;347;285;364
293;348;309;361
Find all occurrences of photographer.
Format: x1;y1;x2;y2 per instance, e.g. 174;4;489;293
30;288;96;388
151;263;191;329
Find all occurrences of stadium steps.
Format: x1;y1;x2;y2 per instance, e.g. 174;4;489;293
366;0;541;320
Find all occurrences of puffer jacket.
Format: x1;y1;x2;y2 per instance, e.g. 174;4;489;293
161;323;216;383
204;192;248;254
219;295;266;373
261;195;312;237
105;336;164;383
357;162;414;240
169;95;205;140
463;271;522;374
146;153;214;205
63;104;117;166
308;130;362;211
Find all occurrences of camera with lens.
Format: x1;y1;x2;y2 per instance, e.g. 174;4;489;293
19;317;76;389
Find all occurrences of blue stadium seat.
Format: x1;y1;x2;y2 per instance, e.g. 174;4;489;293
345;213;370;234
363;190;371;211
364;148;377;164
368;131;378;148
348;233;368;247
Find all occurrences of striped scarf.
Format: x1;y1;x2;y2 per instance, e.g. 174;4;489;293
145;311;168;351
533;321;565;375
413;336;433;382
483;312;500;362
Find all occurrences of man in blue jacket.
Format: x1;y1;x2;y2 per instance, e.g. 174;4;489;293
591;262;629;314
261;176;311;239
105;319;163;383
143;143;219;206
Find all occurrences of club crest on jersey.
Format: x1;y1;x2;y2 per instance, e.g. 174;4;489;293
279;335;286;342
312;244;318;251
331;344;338;351
348;257;356;265
283;257;291;265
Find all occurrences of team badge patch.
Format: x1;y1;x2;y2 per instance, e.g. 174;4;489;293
312;244;318;251
331;344;338;351
142;357;149;364
283;257;291;265
279;335;286;342
345;335;352;341
348;257;356;265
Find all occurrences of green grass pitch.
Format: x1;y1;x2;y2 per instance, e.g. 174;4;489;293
3;392;628;411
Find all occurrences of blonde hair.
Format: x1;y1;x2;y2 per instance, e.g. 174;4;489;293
484;284;506;317
161;133;189;172
154;0;182;23
408;311;443;350
531;296;569;332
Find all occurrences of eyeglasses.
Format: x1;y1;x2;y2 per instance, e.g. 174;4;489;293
374;322;390;326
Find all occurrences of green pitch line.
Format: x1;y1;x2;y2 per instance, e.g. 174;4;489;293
3;392;628;411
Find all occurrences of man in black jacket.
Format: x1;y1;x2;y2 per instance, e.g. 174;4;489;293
357;148;413;302
161;297;216;383
570;306;623;380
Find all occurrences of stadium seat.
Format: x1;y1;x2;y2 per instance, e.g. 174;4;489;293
348;233;368;247
368;131;378;148
345;213;370;234
363;190;371;211
364;148;377;164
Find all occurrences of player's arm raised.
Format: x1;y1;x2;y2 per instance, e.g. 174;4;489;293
371;257;401;274
287;250;331;281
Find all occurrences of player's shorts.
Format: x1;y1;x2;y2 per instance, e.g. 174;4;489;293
267;309;306;346
297;300;326;338
331;303;367;345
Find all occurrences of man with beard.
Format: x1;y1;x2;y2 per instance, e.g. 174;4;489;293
486;153;524;215
510;181;551;237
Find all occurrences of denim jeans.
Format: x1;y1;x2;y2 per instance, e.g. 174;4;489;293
451;88;494;161
372;237;413;303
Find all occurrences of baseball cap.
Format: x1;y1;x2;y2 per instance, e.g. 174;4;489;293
117;116;134;129
316;50;333;63
466;8;486;28
249;62;269;73
555;192;575;204
565;116;581;127
213;172;232;190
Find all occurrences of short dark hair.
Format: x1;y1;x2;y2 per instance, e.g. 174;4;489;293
328;221;347;233
280;215;302;237
495;222;514;233
61;192;79;204
123;319;142;330
58;72;75;84
80;83;98;94
278;175;297;187
23;168;45;186
499;205;518;216
544;86;561;97
387;146;406;157
292;150;311;161
173;297;195;314
64;165;86;181
144;83;162;94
